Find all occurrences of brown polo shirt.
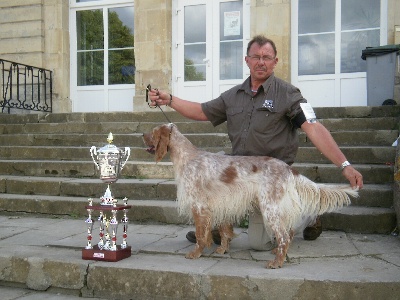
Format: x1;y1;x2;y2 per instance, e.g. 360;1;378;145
201;73;306;165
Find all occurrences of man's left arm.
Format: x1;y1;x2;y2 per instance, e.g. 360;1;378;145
301;121;363;189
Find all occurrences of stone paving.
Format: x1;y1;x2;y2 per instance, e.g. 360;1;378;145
0;215;400;299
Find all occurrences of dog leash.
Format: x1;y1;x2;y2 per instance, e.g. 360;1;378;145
145;84;172;124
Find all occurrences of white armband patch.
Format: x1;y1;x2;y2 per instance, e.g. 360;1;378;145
300;103;317;123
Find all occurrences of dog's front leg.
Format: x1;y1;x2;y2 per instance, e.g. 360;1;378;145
186;207;213;259
215;223;234;254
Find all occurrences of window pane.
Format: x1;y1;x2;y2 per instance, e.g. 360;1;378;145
220;41;242;80
341;29;379;73
184;5;206;43
184;44;206;81
219;1;243;41
342;0;380;30
77;51;104;86
108;7;134;49
77;10;104;50
109;49;135;84
299;34;335;75
219;1;243;80
184;5;206;81
298;0;335;34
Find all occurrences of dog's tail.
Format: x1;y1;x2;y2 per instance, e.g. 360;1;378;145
317;184;358;214
295;175;359;216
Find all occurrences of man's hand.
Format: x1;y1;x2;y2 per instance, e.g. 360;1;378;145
147;86;170;107
342;166;363;189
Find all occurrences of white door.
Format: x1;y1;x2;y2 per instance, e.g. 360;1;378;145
291;0;388;107
70;1;135;112
172;0;249;103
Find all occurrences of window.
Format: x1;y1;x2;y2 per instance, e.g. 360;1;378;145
70;0;135;112
76;6;135;86
298;0;380;76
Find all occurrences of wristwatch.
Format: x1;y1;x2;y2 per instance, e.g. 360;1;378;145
340;161;351;170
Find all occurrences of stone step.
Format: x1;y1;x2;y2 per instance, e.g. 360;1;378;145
0;216;399;300
0;161;394;184
0;193;395;234
0;129;397;149
0;176;392;208
0;105;398;124
0;117;398;135
0;145;395;164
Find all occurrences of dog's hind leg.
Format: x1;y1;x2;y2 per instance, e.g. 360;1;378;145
215;223;234;254
267;227;292;269
260;207;293;269
186;206;213;259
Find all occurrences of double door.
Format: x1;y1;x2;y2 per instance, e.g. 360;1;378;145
172;0;249;102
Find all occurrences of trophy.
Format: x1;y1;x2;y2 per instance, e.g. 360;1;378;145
90;132;130;185
82;133;132;262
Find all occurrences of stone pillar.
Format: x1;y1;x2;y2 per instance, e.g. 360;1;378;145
133;0;172;112
394;26;400;104
43;0;71;113
394;135;400;232
250;1;291;81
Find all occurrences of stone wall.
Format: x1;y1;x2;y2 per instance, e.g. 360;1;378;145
395;136;400;232
0;0;70;113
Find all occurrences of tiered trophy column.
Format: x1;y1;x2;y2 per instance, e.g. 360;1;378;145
82;133;132;262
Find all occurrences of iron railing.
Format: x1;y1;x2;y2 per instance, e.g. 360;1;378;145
0;59;52;113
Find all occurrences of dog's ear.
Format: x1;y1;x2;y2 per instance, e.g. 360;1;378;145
153;125;170;162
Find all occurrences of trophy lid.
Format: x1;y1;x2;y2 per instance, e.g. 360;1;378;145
98;132;121;154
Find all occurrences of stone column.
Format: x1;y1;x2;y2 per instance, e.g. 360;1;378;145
394;135;400;232
133;0;172;112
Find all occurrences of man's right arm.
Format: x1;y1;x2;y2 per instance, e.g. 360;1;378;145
148;89;208;121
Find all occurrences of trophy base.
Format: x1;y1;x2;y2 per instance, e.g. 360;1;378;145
82;245;131;262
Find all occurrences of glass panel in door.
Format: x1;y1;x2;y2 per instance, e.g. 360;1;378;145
298;0;335;76
108;7;135;84
340;0;380;73
219;1;243;80
76;9;104;86
184;4;206;81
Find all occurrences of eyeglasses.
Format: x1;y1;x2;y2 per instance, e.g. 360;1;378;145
247;55;276;62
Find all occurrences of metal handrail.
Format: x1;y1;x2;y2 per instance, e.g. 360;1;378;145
0;59;52;113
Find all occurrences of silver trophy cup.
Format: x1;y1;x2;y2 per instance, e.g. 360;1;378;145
90;132;130;184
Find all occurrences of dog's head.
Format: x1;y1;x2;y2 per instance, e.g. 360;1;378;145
143;124;173;162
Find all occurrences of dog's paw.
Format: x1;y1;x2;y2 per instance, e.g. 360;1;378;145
215;246;228;254
266;259;283;269
185;250;202;259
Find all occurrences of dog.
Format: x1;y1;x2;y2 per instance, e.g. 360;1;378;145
143;123;359;268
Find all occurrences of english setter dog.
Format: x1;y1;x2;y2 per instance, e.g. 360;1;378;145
143;123;358;268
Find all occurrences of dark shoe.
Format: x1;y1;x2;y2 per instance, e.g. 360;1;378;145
186;231;197;243
303;217;322;241
185;230;221;245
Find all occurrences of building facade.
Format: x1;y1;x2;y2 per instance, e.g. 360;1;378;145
0;0;399;113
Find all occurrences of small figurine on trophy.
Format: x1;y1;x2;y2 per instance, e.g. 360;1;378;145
82;133;132;262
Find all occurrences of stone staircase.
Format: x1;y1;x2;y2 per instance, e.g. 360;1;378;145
0;106;398;234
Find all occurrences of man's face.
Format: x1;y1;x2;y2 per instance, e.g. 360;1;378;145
245;42;278;82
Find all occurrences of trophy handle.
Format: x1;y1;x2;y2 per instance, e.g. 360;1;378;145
90;146;100;169
120;147;130;170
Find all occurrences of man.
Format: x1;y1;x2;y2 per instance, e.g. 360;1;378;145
148;35;363;250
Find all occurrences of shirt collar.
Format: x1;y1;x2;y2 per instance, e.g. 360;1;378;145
239;73;275;96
